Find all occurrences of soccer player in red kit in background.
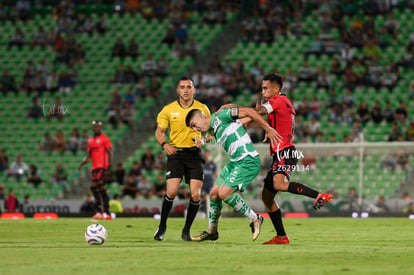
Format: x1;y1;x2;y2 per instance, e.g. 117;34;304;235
78;120;113;220
220;73;332;244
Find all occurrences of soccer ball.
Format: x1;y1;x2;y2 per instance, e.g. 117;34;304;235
85;224;107;245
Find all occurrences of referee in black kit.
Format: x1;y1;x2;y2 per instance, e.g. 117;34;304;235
154;76;211;241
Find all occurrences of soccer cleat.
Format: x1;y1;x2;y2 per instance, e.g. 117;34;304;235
154;226;166;241
92;213;103;220
102;213;113;220
263;235;290;245
250;214;264;241
313;192;333;210
181;231;192;241
191;231;219;242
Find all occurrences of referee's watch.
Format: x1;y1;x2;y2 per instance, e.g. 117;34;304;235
161;142;167;148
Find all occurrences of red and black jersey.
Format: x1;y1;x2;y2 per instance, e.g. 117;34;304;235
262;94;296;154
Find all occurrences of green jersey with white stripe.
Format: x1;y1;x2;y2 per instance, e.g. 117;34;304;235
210;109;259;162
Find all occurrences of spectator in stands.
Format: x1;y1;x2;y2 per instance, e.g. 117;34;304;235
74;12;86;33
7;155;29;181
157;55;169;77
120;101;135;128
30;26;48;48
53;130;66;154
4;189;19;213
108;105;121;130
27;164;42;188
137;175;152;199
363;40;381;61
68;128;80;155
381;67;398;90
111;64;126;84
124;89;136;106
95;13;108;35
346;186;358;211
127;38;139;59
403;202;414;215
40;132;54;152
395;101;409;122
0;149;9;173
309;95;322;120
329;58;343;76
183;38;198;59
370;101;383;124
79;130;88;151
0;4;7;22
111;38;126;59
51;163;67;186
382;101;395;123
348;28;365;49
0;70;18;95
141;54;158;77
384;12;399;37
121;175;138;199
115;163;126;185
16;0;31;21
27;97;43;119
396;149;410;170
298;61;317;83
148;77;161;97
316;68;332;90
161;27;175;47
33;71;47;96
363;0;380;15
109;194;123;214
124;66;138;84
381;151;397;172
375;196;389;213
307;117;321;139
152;174;166;198
57;72;74;94
339;103;352;125
356;101;370;125
83;17;96;36
80;194;96;214
405;121;414;141
141;148;155;172
388;121;403;142
128;161;142;183
154;151;167;171
103;169;115;185
351;58;367;86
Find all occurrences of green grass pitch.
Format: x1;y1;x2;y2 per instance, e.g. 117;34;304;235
0;217;413;274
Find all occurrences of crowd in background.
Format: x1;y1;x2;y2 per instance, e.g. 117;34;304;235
0;0;413;206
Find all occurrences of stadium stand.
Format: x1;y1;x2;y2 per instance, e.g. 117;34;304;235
0;1;412;205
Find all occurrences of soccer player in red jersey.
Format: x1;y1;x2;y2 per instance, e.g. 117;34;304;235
78;120;113;220
219;73;332;244
256;73;332;244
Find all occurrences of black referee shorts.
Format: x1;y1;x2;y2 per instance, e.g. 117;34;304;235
166;147;204;183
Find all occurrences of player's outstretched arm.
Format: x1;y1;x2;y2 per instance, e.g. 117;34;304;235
238;107;282;146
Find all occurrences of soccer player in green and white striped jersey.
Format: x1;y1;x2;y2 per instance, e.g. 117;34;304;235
185;106;281;241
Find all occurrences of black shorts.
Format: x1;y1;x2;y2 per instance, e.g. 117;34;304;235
166;147;204;183
92;168;105;184
264;146;298;193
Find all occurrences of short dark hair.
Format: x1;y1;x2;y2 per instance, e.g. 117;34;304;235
178;75;194;84
185;109;201;127
263;73;283;89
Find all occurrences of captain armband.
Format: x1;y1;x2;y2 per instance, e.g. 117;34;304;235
230;106;239;121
